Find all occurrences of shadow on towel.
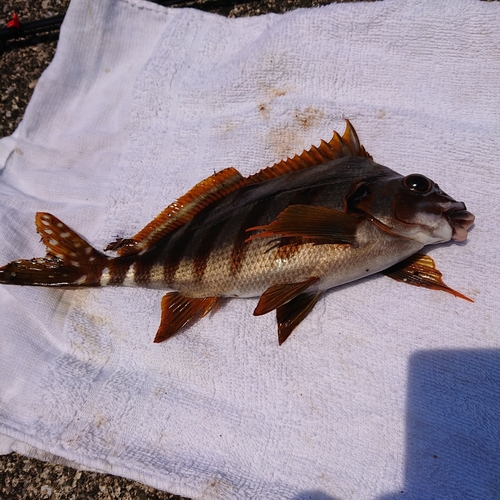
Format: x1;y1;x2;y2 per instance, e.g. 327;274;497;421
292;491;339;500
379;349;500;499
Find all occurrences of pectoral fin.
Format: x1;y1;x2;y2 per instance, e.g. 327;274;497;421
246;205;360;245
277;292;322;345
383;254;473;302
154;292;220;343
253;277;320;316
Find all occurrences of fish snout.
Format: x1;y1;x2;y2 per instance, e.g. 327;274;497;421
444;203;475;242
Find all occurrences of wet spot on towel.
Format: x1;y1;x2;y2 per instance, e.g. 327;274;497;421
295;106;324;129
258;103;270;120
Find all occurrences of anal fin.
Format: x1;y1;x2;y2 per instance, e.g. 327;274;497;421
277;292;322;345
383;254;473;302
254;276;320;316
154;292;220;343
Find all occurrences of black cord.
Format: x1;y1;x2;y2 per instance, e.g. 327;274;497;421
0;0;257;51
0;0;219;43
0;15;65;43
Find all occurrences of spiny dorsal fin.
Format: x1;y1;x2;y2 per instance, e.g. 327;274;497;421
243;119;371;185
115;167;245;256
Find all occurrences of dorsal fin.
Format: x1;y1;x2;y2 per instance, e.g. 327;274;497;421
243;119;371;185
115;167;245;256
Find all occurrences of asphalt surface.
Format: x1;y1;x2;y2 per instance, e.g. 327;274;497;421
0;0;352;498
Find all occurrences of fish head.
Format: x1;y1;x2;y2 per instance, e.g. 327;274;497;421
347;171;475;245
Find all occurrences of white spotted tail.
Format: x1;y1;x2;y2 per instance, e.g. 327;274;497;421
0;213;109;286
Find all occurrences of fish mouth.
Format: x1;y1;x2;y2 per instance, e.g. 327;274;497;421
445;205;475;242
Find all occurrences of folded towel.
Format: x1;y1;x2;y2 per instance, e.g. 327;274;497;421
1;0;499;498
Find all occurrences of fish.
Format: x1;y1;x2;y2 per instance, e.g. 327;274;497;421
0;120;475;345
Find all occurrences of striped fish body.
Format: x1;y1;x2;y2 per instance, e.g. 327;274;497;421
0;121;474;344
136;157;423;298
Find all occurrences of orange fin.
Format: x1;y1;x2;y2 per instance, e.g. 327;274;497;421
154;292;220;343
0;257;84;286
104;237;135;252
276;292;322;345
0;213;107;286
254;276;320;316
117;167;245;256
35;212;104;266
383;254;473;302
243;119;371;185
246;205;360;245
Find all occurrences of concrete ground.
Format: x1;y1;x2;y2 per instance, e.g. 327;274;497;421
0;0;351;498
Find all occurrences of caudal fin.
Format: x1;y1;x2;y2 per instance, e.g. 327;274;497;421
0;212;108;287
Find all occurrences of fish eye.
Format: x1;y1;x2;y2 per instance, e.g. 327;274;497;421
403;174;432;193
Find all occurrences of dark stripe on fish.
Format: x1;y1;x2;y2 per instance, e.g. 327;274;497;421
107;259;130;285
84;261;109;286
163;202;218;284
289;185;327;206
230;197;273;275
134;255;155;286
163;228;193;284
193;219;229;282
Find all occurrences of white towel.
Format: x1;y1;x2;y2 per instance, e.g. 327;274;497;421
1;0;499;498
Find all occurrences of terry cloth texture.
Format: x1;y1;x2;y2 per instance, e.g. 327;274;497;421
0;0;499;498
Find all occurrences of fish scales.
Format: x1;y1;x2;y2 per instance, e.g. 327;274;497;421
0;121;475;344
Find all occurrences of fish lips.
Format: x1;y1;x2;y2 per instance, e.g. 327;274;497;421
444;204;475;242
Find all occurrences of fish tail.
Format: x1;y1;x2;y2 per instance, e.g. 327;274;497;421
0;212;109;287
